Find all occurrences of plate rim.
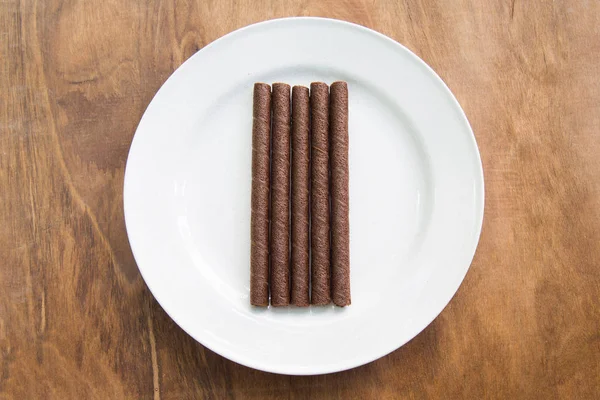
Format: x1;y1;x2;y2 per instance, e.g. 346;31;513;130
123;16;485;375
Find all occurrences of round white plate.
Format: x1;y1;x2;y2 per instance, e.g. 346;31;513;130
124;17;484;375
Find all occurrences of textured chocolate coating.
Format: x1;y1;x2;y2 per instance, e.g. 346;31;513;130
310;82;331;305
250;83;271;306
291;86;310;307
270;83;291;306
330;81;351;306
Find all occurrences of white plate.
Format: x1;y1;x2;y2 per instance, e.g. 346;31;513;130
124;17;484;375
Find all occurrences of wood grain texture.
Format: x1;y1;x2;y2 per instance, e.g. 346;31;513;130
1;0;599;398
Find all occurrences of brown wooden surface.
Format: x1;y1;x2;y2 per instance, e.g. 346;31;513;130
1;0;599;398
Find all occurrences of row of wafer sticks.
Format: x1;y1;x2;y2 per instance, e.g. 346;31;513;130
251;81;350;307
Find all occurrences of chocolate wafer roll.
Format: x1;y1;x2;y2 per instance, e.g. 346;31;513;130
291;86;310;307
310;82;331;305
250;83;271;306
270;83;291;306
330;81;351;306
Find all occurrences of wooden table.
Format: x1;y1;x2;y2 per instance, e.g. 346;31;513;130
1;1;599;398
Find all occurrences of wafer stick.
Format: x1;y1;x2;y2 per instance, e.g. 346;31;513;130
270;83;291;306
330;81;351;306
291;86;310;307
250;83;271;306
310;82;331;305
